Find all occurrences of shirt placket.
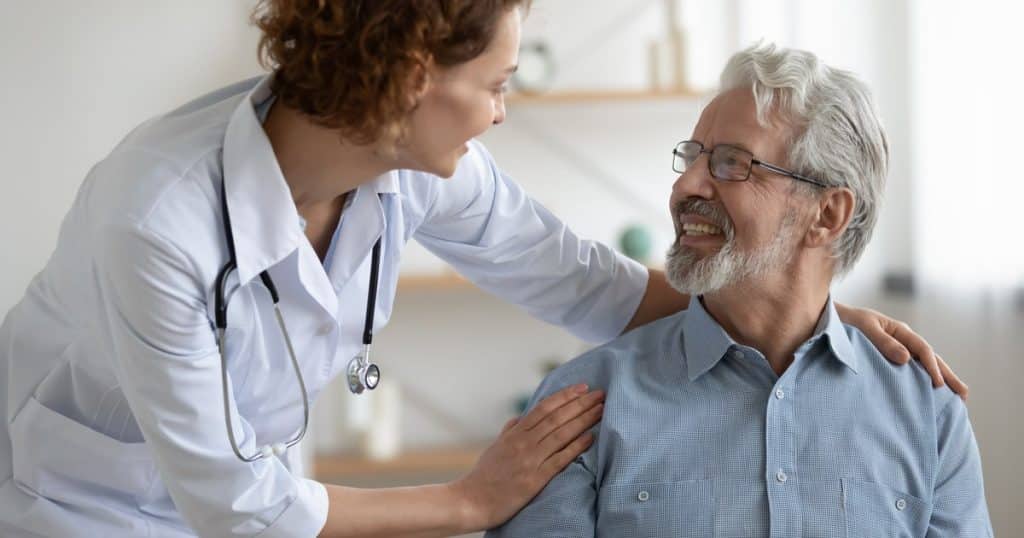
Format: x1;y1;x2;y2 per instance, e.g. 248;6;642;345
765;353;803;537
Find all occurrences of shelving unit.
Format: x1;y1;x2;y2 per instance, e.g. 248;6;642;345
396;264;664;292
314;445;484;482
397;273;473;292
507;88;703;105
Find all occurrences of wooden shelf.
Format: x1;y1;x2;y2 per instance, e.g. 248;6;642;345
507;88;704;105
396;264;664;292
397;273;473;292
314;446;484;480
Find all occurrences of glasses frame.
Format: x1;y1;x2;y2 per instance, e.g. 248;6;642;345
672;140;828;189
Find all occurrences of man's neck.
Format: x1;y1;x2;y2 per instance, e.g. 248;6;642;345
702;264;831;376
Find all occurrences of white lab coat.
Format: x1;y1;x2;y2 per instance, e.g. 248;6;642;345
0;76;647;537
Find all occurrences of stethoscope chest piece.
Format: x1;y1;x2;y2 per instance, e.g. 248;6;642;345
347;346;380;395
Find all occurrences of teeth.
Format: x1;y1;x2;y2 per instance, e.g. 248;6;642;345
682;222;723;236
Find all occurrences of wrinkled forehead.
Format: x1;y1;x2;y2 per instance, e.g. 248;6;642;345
691;87;792;162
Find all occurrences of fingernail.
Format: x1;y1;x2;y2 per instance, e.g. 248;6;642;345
574;384;589;393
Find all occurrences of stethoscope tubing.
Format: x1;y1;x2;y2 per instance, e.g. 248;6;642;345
215;177;384;461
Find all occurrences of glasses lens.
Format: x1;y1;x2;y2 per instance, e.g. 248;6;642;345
673;142;701;173
710;145;753;181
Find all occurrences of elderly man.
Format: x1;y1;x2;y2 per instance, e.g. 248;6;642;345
487;44;992;537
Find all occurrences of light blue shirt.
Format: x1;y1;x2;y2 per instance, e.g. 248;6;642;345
489;296;992;537
0;76;647;537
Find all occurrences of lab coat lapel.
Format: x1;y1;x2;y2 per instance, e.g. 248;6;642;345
222;76;339;320
221;77;304;287
326;183;387;290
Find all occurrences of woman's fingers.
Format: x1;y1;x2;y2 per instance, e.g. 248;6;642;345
517;384;589;431
873;329;912;365
536;402;603;455
937;355;969;400
869;315;912;365
539;430;595;478
840;304;912;365
524;389;604;440
500;417;519;434
888;321;944;388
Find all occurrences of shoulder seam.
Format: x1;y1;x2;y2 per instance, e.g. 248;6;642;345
110;145;222;229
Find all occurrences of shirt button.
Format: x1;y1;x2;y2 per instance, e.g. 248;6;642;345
776;470;788;483
895;498;907;511
637;490;650;502
731;349;745;360
775;389;785;400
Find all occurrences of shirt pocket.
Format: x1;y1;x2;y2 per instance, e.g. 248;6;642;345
842;478;930;538
10;396;157;508
597;479;714;537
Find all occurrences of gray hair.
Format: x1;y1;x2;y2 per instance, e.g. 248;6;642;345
719;42;888;277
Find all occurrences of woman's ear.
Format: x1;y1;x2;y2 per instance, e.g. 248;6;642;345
807;187;856;248
408;55;435;108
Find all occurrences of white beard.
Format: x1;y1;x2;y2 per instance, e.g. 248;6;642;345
666;210;798;296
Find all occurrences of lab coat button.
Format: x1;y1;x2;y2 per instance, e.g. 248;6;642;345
317;323;334;336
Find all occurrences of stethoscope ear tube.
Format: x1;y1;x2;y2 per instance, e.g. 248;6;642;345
214;260;235;330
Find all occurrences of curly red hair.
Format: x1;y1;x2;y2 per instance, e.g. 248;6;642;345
253;0;529;147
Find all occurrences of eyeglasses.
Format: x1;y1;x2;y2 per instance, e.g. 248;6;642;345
672;140;828;188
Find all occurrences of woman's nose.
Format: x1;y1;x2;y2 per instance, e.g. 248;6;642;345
493;95;506;125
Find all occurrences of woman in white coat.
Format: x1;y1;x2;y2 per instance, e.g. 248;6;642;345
0;1;962;536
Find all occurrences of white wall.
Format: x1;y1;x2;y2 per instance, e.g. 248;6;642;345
1;1;1018;534
0;1;263;310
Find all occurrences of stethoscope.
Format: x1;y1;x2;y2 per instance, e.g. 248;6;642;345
214;179;382;462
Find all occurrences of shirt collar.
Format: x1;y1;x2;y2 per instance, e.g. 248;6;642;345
811;296;859;374
682;295;737;381
682;294;859;381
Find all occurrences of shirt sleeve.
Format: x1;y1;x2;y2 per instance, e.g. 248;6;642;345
96;222;328;538
485;373;599;538
927;395;993;537
412;140;648;343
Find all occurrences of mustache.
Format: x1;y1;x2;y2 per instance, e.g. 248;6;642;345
673;199;734;238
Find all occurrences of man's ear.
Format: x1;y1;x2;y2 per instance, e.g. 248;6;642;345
806;187;856;248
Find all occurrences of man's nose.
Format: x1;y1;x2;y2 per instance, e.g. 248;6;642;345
671;157;717;203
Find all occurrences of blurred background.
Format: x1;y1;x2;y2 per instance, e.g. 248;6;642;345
1;0;1021;535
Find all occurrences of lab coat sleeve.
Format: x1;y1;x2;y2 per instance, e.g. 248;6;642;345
926;395;993;537
95;222;328;538
412;140;648;343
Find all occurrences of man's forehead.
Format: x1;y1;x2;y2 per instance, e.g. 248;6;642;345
691;88;784;150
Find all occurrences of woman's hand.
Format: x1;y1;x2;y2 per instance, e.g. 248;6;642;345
449;384;604;531
836;303;968;399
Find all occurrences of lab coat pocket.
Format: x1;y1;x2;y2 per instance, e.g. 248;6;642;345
596;479;714;537
10;396;157;506
842;478;930;538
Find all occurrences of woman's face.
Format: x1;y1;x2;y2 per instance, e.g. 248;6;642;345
397;7;521;178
